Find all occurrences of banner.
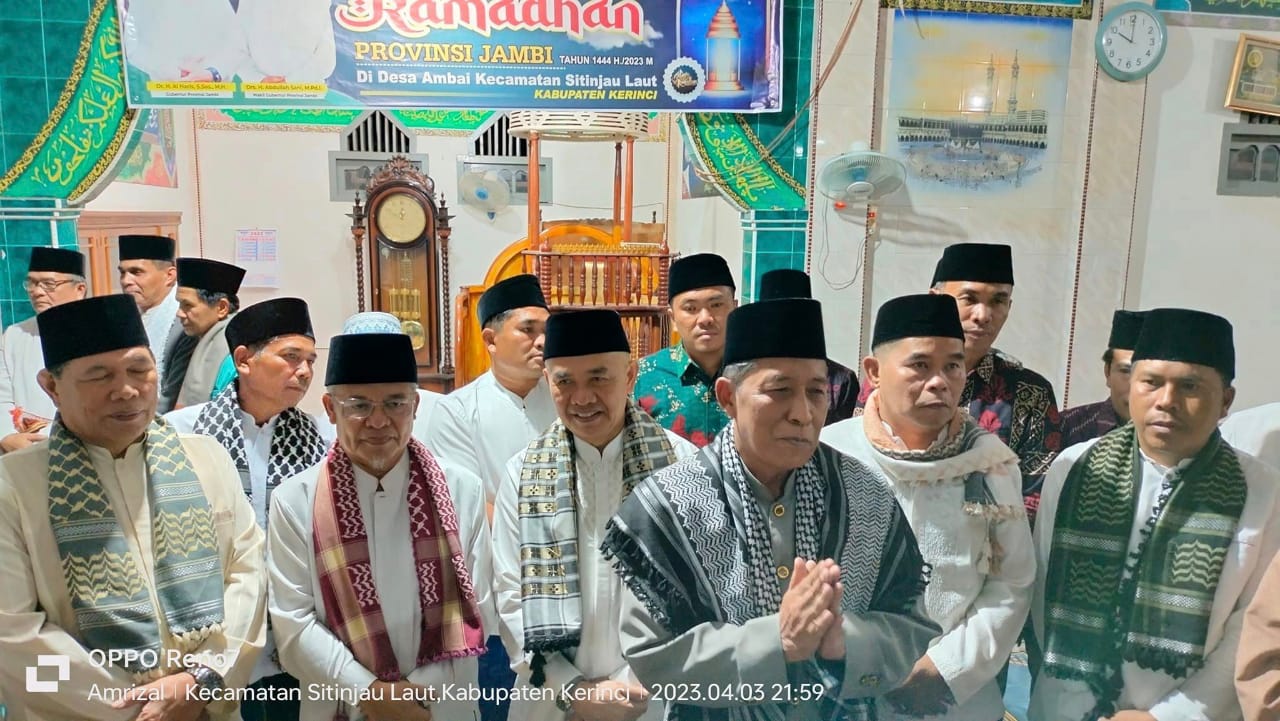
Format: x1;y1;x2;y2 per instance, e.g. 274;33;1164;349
117;0;783;112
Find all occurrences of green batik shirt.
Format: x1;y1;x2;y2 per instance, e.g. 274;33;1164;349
634;343;727;448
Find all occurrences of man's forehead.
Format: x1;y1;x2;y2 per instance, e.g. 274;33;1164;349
945;281;1013;297
509;306;549;324
331;382;415;398
265;334;315;352
753;358;828;382
673;286;733;305
547;352;627;376
65;346;153;371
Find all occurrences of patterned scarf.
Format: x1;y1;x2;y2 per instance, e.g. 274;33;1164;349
604;424;921;721
1042;424;1246;717
313;439;486;691
517;400;679;685
47;417;225;681
192;381;327;510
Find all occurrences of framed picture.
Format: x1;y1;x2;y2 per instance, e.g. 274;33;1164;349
456;156;553;205
1227;34;1280;118
328;151;429;202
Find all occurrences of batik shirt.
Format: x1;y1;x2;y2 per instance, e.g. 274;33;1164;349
635;344;726;448
1059;399;1120;451
857;349;1062;522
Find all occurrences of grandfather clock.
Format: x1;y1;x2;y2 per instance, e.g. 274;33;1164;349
361;156;455;392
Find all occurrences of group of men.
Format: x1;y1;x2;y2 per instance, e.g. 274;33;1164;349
1;237;1279;721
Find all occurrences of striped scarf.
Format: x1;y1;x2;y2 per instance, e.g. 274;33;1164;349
1042;424;1246;717
192;381;327;512
517;400;679;685
313;438;485;697
47;417;225;681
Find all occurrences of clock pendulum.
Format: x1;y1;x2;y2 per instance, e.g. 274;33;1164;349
395;250;427;350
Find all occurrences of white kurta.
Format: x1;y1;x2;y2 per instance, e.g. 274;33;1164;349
141;287;180;378
493;429;696;721
425;371;558;504
0;317;55;429
1030;439;1280;721
822;417;1035;721
237;0;337;82
1221;403;1280;472
267;451;494;721
0;433;266;721
177;317;233;410
412;388;443;447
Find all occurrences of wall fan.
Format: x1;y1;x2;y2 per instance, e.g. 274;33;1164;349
458;171;512;219
817;142;906;204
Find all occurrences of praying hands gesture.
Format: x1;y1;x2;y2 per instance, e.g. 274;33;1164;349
110;671;209;721
780;557;844;663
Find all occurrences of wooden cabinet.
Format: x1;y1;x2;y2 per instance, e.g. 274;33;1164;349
76;211;181;296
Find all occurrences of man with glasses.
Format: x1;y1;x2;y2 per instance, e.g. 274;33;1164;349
166;297;334;721
268;332;492;721
0;247;88;453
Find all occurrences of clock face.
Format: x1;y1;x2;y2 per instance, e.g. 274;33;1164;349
1097;4;1166;81
376;193;428;246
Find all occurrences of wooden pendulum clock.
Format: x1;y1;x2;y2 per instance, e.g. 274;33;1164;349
362;156;455;392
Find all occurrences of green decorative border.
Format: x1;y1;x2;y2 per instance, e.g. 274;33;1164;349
0;0;136;197
682;114;806;211
881;0;1093;19
197;108;497;135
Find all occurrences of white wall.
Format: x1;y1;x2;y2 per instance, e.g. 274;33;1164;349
86;117;678;411
1133;26;1280;410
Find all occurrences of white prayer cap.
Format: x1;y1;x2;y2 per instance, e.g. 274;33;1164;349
342;312;402;335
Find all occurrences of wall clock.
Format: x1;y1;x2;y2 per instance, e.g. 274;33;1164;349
363;156;455;392
1095;2;1168;82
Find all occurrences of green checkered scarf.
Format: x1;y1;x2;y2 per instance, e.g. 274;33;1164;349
47;418;225;681
1042;423;1245;708
517;400;679;685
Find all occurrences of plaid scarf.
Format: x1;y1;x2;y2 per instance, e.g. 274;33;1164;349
313;439;485;694
193;381;327;512
47;417;225;681
517;400;679;685
604;423;920;721
1042;424;1246;717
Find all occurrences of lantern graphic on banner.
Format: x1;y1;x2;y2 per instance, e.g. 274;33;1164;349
704;0;744;93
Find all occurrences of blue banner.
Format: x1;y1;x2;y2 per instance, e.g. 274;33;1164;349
118;0;783;112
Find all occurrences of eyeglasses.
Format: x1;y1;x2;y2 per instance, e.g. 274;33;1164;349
24;279;75;293
333;397;414;420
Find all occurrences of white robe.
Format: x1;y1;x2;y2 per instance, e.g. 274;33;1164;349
1030;439;1280;721
122;0;249;81
177;317;233;410
0;433;266;721
822;417;1035;721
425;371;558;505
0;317;54;430
267;451;494;721
237;0;337;83
1221;403;1280;472
141;287;180;378
412;388;443;448
493;429;696;721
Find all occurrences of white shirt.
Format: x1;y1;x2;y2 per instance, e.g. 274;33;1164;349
822;417;1034;721
141;287;180;378
412;388;443;448
425;371;558;504
122;0;248;81
0;317;55;430
1221;403;1280;472
237;0;337;82
1030;439;1280;721
492;428;695;721
267;451;493;721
